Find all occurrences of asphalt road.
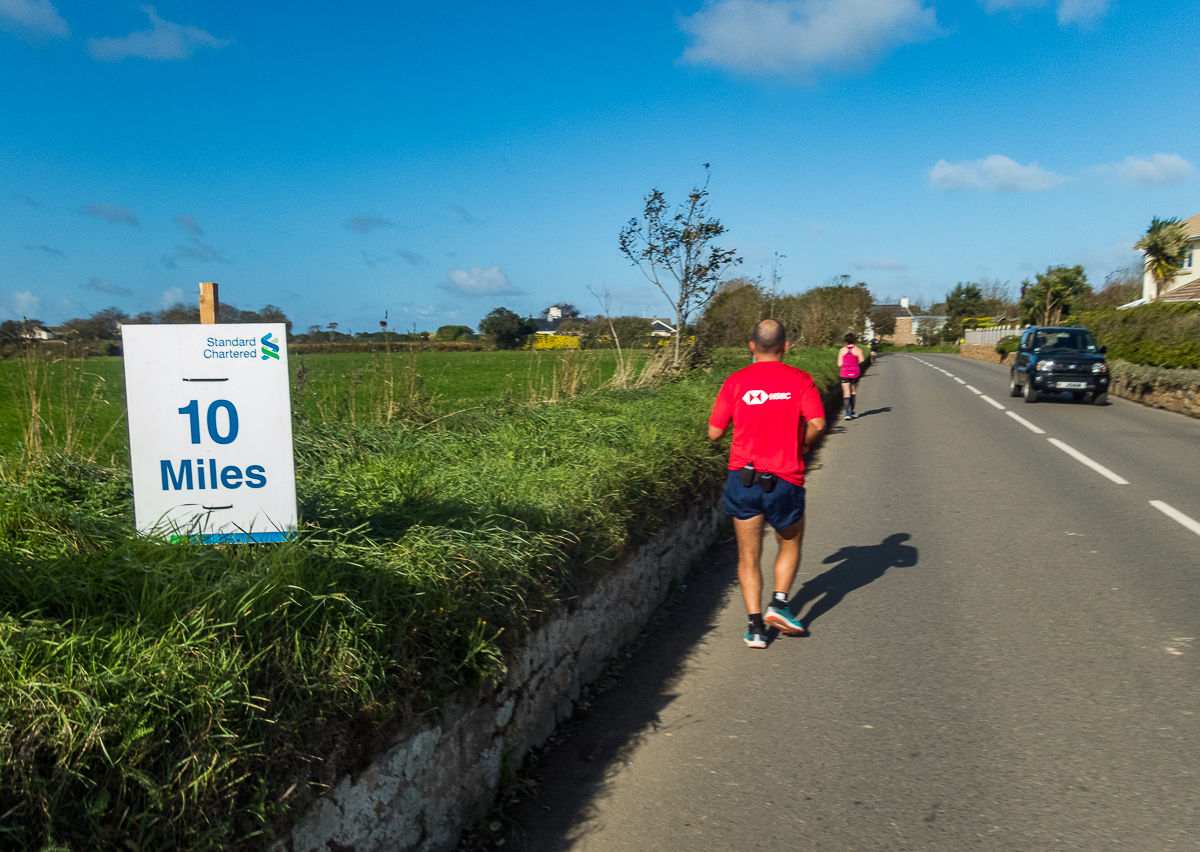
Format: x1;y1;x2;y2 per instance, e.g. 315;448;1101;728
502;352;1200;852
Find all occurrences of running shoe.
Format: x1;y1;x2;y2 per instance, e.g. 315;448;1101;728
765;604;808;636
844;413;852;421
744;630;768;649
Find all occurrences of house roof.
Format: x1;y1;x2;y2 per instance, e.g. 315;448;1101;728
1160;279;1200;302
870;303;913;318
1184;213;1200;238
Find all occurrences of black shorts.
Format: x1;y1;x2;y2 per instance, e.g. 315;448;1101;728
723;471;806;530
839;376;859;384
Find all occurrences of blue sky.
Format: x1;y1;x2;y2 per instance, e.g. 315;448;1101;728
2;0;1196;333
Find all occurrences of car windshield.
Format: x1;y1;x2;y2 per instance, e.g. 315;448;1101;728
1033;330;1097;354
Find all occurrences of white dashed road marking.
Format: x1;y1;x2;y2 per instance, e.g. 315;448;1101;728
1047;438;1129;485
1149;501;1200;537
954;377;966;384
980;395;1005;410
1006;411;1046;434
966;385;982;394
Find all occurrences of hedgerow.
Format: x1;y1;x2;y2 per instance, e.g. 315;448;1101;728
1077;302;1200;369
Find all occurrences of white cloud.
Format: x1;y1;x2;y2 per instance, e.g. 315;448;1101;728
1092;154;1194;187
440;266;521;298
81;202;139;226
174;214;202;234
678;0;941;79
160;287;183;308
0;0;69;41
929;155;1067;192
979;0;1109;26
345;215;394;233
849;257;907;271
13;290;41;315
1057;0;1107;25
85;276;131;296
88;5;229;62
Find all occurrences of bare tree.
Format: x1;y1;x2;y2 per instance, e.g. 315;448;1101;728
619;164;740;364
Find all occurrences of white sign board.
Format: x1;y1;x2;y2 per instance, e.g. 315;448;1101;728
121;323;297;543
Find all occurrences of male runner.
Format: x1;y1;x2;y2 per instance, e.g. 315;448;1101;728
708;319;826;648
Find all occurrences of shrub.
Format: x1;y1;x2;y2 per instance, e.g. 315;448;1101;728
1077;302;1200;369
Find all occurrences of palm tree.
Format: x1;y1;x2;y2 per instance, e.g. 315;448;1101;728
1134;217;1190;300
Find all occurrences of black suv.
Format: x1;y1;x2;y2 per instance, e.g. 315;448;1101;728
1008;326;1110;404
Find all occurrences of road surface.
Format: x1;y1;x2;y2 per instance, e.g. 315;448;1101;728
502;352;1200;851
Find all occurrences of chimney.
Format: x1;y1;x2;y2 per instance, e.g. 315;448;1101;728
900;297;909;310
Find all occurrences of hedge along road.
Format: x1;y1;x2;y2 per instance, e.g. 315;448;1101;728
503;351;1200;851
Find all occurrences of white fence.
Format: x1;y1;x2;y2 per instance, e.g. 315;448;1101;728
964;324;1022;346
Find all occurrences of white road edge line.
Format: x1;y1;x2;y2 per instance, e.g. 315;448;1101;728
966;385;982;394
954;377;966;384
1047;438;1130;485
980;395;1005;410
1150;501;1200;537
1006;411;1045;434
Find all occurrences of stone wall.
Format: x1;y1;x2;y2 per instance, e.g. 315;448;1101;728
284;500;724;852
959;343;1008;364
1108;375;1200;418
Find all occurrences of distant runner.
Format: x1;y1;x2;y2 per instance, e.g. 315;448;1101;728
708;319;827;648
838;333;865;421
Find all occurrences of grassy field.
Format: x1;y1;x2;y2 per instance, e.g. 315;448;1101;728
0;345;841;851
0;348;649;461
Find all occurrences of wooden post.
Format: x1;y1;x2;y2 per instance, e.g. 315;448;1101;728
199;282;220;324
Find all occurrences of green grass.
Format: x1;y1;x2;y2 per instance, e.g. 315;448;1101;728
0;346;839;851
0;349;645;460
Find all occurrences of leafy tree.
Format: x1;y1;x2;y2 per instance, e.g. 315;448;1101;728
479;307;536;350
435;325;473;341
698;278;765;348
1134;216;1190;300
0;318;45;346
619;164;741;363
1020;265;1091;326
774;278;873;348
868;308;896;338
1084;262;1144;310
60;307;130;341
945;283;988;322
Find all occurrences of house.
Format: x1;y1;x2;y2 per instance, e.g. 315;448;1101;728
648;317;674;337
534;305;590;336
869;298;917;344
867;297;948;345
1143;212;1200;302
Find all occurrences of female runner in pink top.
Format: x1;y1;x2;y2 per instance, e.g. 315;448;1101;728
838;333;865;420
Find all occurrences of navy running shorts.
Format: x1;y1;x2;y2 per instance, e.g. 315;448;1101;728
723;470;806;531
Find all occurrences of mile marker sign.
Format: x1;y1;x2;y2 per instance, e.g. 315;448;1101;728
121;323;297;543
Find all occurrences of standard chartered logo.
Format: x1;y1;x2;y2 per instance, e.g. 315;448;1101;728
742;390;791;405
261;333;280;360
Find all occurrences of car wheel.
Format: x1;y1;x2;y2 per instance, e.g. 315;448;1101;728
1009;372;1021;397
1023;377;1038;403
1092;391;1107;406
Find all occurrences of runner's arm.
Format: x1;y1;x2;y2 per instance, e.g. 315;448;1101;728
708;424;726;440
801;417;825;452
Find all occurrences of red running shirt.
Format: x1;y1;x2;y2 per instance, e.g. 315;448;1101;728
708;361;826;486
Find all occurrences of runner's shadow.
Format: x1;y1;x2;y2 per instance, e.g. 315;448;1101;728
855;406;891;418
791;533;918;626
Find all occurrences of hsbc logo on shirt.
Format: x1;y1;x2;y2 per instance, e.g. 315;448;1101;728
742;390;792;405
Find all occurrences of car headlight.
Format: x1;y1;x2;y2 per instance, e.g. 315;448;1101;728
1036;360;1056;372
1092;362;1108;374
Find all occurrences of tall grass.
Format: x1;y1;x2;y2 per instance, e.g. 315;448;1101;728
0;347;838;851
